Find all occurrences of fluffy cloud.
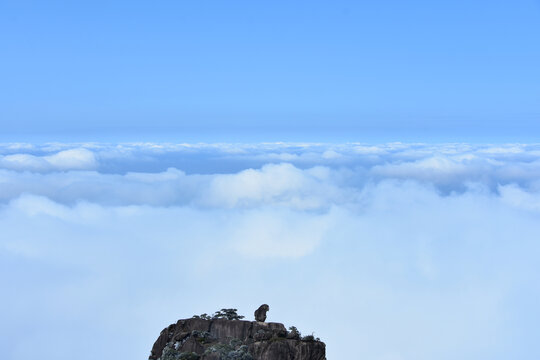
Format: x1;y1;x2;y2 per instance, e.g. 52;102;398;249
1;142;540;360
0;148;97;172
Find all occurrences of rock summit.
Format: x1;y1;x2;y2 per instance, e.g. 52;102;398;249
149;306;326;360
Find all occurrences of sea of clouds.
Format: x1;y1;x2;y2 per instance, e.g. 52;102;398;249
1;142;540;360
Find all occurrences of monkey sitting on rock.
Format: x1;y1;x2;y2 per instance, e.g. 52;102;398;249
254;304;269;322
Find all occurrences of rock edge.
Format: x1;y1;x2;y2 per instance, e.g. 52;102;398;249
150;317;326;360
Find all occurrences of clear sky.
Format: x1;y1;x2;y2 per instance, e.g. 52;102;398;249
1;0;539;142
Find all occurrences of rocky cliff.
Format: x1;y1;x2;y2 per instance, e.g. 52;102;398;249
149;307;326;360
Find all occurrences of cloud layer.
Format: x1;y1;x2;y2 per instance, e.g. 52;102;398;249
1;142;540;360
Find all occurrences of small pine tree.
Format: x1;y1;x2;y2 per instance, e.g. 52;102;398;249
192;313;212;320
213;308;245;320
288;326;301;337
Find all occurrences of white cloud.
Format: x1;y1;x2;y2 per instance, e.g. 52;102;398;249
230;208;334;258
321;150;342;159
201;163;347;210
0;148;97;172
1;142;540;360
10;194;72;219
44;148;97;170
498;183;540;211
0;153;50;171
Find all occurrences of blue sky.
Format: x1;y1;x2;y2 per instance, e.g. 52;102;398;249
1;0;539;142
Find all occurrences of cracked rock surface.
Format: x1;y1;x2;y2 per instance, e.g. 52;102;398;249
149;317;326;360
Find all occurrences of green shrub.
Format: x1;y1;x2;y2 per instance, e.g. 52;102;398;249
193;308;245;321
287;326;301;340
204;339;253;360
212;308;245;320
159;345;201;360
178;353;200;360
192;313;212;320
191;330;214;343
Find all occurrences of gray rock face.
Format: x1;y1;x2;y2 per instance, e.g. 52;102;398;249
149;317;326;360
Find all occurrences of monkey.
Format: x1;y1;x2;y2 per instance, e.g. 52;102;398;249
254;304;270;322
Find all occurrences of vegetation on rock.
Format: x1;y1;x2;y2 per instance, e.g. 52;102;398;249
286;326;301;340
193;308;245;321
160;346;200;360
192;313;212;320
151;306;326;360
204;339;253;360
